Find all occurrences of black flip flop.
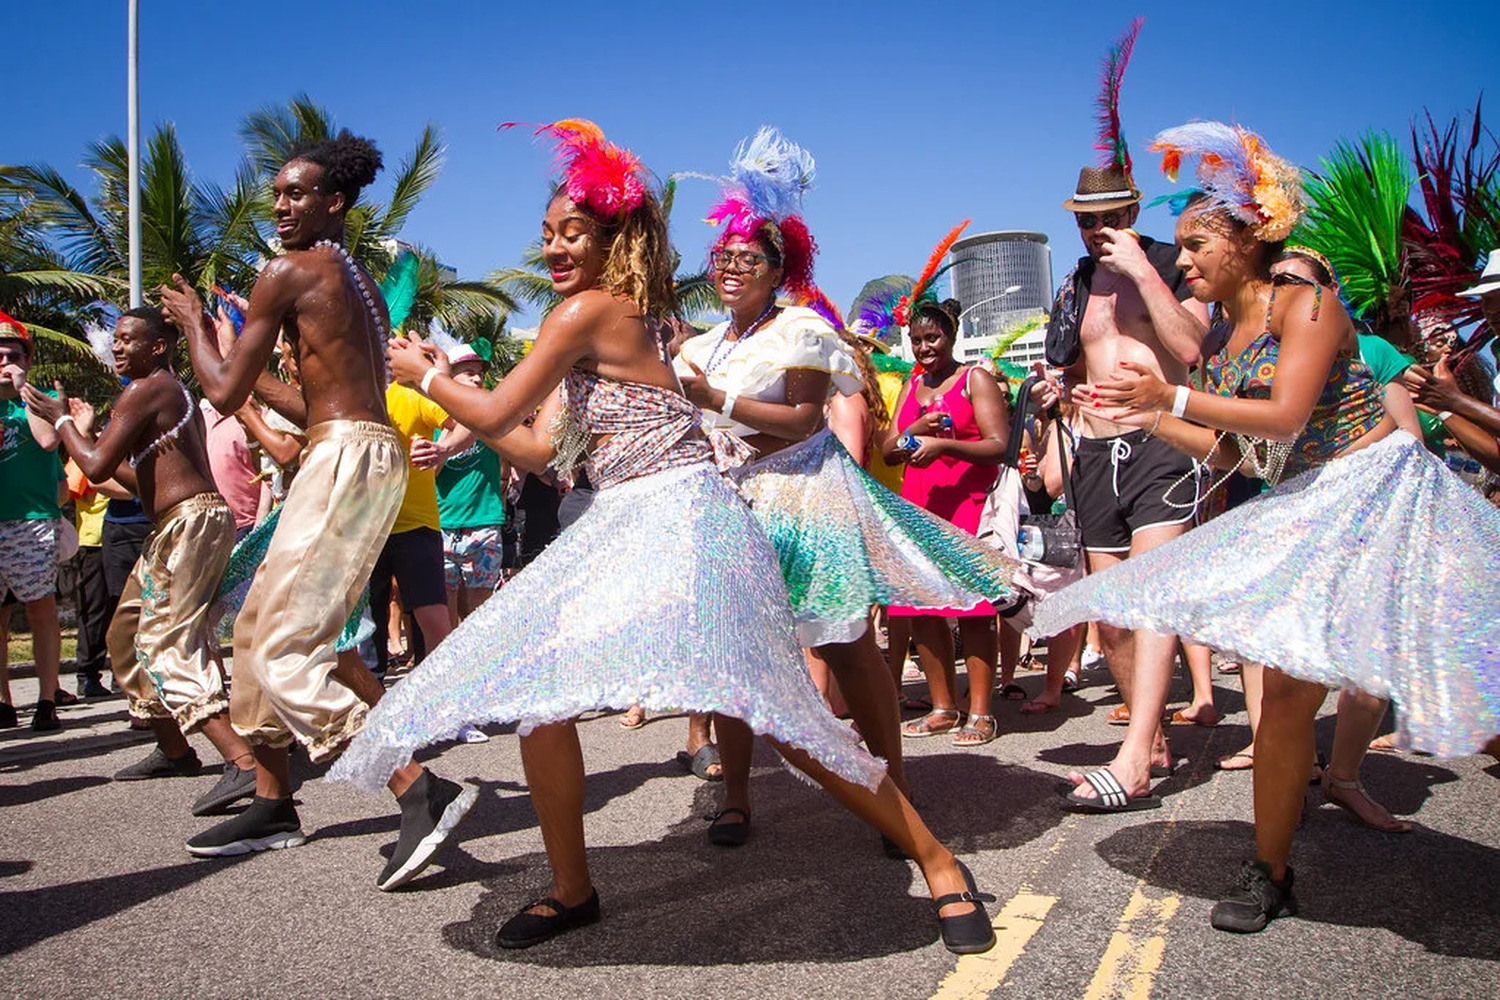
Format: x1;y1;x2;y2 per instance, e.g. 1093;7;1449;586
1063;769;1162;813
676;744;723;782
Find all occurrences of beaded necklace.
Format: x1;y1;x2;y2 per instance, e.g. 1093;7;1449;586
704;300;778;373
128;380;195;469
313;238;390;385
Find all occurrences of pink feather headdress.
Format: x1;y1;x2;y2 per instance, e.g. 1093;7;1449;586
500;119;647;219
1150;122;1305;243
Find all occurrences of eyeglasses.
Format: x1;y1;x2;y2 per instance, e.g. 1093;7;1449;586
712;250;773;274
1074;210;1130;230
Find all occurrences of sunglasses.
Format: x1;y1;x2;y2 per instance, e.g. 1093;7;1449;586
1074;211;1130;230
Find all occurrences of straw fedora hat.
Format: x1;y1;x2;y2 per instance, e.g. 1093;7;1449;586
1061;166;1142;213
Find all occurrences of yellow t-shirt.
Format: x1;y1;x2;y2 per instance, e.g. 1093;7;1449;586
66;459;109;547
865;369;908;495
385;383;449;534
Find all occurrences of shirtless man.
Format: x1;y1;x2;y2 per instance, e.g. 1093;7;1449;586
160;130;474;889
23;307;259;816
1033;164;1210;810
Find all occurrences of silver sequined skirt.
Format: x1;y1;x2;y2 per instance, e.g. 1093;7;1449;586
1034;432;1500;757
328;462;884;792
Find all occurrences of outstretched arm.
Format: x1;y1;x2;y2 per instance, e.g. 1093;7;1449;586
1090;284;1345;443
388;294;594;442
161;263;296;413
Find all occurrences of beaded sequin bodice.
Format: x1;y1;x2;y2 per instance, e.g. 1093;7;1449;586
1202;289;1385;476
553;369;713;489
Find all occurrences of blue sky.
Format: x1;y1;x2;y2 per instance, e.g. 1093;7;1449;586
5;0;1498;322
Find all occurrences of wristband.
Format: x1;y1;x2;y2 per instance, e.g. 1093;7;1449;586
419;368;442;395
54;414;75;431
1170;384;1190;418
721;390;740;419
1436;410;1453;423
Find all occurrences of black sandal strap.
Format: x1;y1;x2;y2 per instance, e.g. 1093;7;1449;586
707;807;750;823
519;896;566;917
933;891;977;908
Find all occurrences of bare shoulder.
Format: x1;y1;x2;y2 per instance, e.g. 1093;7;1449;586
1271;282;1339;338
542;290;639;346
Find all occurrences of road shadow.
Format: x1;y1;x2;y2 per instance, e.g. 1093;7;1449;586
0;860;33;879
1095;809;1500;959
0;773;110;808
0;856;247;956
438;758;1063;966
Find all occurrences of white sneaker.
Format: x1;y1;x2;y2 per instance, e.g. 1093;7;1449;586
457;724;489;744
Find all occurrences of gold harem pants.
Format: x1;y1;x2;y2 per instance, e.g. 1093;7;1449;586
109;493;236;733
229;420;405;761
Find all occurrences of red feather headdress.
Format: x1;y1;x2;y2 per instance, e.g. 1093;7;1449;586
893;220;971;327
500;119;648;220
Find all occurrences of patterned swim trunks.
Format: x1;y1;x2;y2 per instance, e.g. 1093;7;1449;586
0;518;59;603
442;524;505;591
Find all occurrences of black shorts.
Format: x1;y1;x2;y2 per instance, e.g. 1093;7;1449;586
372;526;447;610
1073;431;1199;553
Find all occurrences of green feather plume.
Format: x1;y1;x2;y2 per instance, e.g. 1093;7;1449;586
1294;133;1413;326
379;249;422;330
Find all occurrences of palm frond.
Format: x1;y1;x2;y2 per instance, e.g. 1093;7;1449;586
0;269;124;301
377;125;444;239
0;163;121;275
673;270;721;319
239;93;335;179
488;266;560;314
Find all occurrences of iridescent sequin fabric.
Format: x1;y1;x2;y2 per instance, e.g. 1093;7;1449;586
1035;432;1500;757
330;372;884;793
735;430;1020;647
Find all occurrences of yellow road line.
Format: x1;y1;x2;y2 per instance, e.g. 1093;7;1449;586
1081;886;1181;1000
928;891;1058;1000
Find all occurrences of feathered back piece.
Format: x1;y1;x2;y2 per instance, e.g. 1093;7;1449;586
1150;122;1305;242
795;285;846;334
500;118;648;220
893;220;971;327
1095;18;1143;174
698;127;819;295
848;275;915;350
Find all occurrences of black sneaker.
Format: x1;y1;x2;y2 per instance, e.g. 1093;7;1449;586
30;700;60;732
192;764;259;816
187;796;305;856
77;676;112;698
0;703;16;729
1210;861;1297;933
376;770;478;891
114;747;203;781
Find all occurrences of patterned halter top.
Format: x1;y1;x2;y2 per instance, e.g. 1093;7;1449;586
1200;284;1385;477
551;369;714;490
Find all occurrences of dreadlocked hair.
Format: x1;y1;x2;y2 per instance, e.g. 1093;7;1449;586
553;182;678;319
834;329;890;428
289;130;384;206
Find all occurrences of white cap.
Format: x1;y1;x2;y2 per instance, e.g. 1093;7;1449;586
1458;251;1500;298
447;343;482;366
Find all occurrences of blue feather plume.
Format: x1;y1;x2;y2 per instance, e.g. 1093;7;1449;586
727;126;815;222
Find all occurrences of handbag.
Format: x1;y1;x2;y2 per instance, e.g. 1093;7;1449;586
1016;413;1084;570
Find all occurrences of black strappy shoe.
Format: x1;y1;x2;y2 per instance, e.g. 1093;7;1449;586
934;862;995;955
706;807;751;848
495;889;601;950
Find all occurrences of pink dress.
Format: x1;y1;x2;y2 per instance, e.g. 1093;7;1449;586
888;367;999;617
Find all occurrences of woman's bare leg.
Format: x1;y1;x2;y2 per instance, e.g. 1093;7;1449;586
517;720;592;910
1324;689;1409;831
820;631;907;796
1177;643;1220;725
1253;669;1329;878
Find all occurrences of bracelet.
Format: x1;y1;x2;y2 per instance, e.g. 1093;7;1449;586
721;390;740;419
419;368;442;395
1170;384;1190;418
54;414;75;431
1437;410;1453;423
1145;410;1163;437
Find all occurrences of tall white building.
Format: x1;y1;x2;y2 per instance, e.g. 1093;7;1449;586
947;231;1052;365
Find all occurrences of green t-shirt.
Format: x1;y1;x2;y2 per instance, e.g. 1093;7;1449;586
435;439;506;530
1357;334;1445;453
0;395;63;521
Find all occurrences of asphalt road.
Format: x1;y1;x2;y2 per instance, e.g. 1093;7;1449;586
2;662;1497;999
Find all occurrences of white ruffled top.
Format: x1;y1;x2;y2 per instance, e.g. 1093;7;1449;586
674;305;863;437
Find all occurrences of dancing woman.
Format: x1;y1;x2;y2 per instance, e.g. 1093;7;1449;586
1035;122;1500;933
331;121;996;954
675;130;1017;849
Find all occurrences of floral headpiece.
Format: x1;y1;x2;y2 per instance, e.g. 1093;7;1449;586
892;220;971;328
1150;122;1305;243
500;118;648;220
691;127;818;296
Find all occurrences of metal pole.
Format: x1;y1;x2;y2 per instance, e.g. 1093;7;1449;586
127;0;142;306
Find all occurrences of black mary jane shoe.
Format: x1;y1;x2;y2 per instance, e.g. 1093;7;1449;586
934;862;995;955
495;889;601;950
706;807;751;848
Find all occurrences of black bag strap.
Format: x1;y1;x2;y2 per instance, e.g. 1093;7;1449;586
1009;375;1077;515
